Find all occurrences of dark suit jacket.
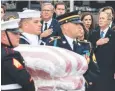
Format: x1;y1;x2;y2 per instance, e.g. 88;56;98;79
41;19;62;42
111;22;115;29
88;27;115;91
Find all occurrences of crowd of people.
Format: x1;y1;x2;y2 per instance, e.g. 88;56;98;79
1;1;115;91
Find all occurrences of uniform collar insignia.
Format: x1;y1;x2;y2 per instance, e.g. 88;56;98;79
62;41;66;44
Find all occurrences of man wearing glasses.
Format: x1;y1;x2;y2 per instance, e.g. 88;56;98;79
40;2;62;43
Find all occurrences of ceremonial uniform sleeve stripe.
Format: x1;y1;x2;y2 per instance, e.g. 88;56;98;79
13;58;23;69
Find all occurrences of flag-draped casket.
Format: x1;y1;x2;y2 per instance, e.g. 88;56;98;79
14;45;88;91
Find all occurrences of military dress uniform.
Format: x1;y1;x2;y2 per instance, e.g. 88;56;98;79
1;19;35;91
75;40;100;91
46;35;73;51
1;44;35;91
46;11;100;91
46;36;100;91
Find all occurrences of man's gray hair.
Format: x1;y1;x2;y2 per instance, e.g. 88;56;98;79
99;11;112;21
41;2;54;11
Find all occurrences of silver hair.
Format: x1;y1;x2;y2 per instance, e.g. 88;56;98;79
41;3;54;11
99;11;112;21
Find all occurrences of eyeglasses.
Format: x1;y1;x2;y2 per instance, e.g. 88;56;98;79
42;9;53;12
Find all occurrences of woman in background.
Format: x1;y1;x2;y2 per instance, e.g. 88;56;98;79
1;4;6;21
81;12;95;40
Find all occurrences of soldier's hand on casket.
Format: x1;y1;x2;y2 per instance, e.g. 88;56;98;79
40;29;53;38
96;38;109;46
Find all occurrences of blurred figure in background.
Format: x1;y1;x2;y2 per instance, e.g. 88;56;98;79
81;12;95;40
53;2;66;19
1;4;6;21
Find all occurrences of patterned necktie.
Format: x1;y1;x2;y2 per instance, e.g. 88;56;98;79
44;23;47;31
100;31;104;38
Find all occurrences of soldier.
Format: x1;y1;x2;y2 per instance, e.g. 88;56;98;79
46;11;83;51
46;11;100;91
1;19;35;91
76;31;100;91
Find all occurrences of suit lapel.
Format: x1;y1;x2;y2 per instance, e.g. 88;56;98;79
111;22;115;28
105;28;112;38
95;29;100;40
41;20;44;32
49;19;53;29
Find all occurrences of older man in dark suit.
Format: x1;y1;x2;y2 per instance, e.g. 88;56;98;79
100;6;115;29
40;2;61;43
89;11;115;91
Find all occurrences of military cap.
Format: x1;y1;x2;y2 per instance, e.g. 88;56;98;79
18;9;41;19
57;11;82;25
1;19;22;33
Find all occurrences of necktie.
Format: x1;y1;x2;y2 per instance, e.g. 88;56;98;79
100;31;104;38
44;23;47;31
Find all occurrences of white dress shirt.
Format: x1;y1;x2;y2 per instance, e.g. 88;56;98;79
100;27;109;38
64;35;76;50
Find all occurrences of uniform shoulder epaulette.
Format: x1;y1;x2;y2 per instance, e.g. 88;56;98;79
49;36;61;43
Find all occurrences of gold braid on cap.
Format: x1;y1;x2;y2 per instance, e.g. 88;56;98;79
59;15;80;22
